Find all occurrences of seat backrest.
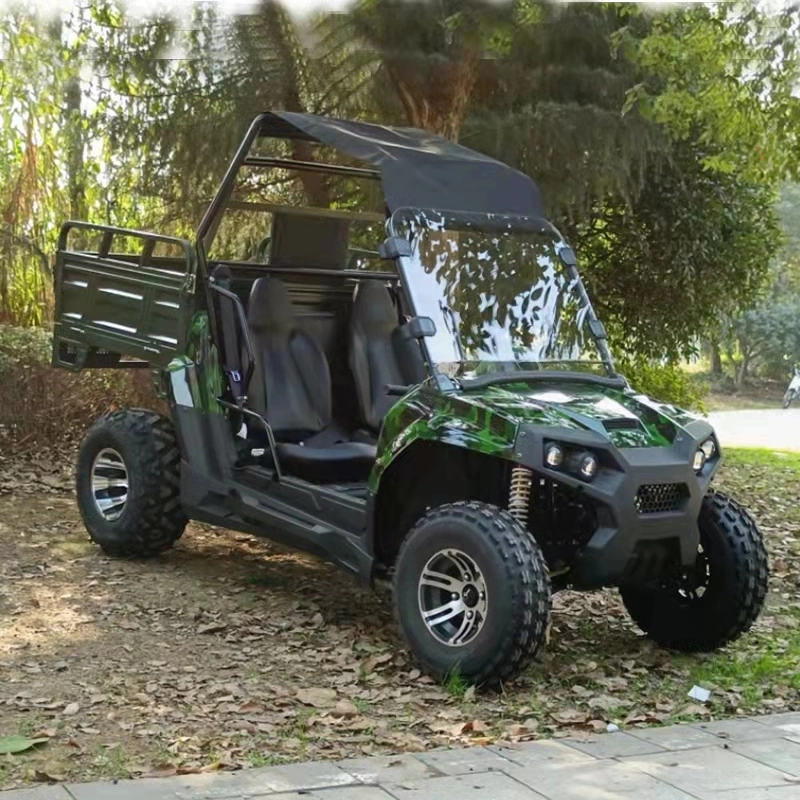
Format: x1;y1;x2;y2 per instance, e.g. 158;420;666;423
247;276;332;442
269;212;350;270
349;281;415;432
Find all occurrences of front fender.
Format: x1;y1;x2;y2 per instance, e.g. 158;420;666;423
368;386;519;493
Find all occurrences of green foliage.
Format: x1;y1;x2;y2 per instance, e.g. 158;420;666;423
580;144;781;362
0;325;52;370
464;3;665;224
621;3;800;184
0;0;797;381
777;183;800;259
0;736;49;755
616;354;706;411
728;300;800;382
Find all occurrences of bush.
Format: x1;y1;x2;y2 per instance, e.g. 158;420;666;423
615;355;706;412
0;325;159;451
0;325;53;370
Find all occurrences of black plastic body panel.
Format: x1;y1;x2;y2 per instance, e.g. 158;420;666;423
172;402;373;581
513;418;718;589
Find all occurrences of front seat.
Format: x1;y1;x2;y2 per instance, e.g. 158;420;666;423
246;276;376;483
349;281;427;434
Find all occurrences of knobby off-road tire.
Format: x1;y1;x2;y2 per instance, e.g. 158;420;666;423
393;501;551;687
783;389;796;409
76;409;187;557
620;491;769;652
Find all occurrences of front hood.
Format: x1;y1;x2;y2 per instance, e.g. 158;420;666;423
458;379;700;449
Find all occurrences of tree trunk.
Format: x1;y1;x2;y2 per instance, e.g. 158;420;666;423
735;356;750;388
710;339;722;375
387;51;479;140
65;74;86;221
258;3;331;208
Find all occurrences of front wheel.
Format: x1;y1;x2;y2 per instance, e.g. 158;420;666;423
393;501;551;687
783;389;796;409
620;491;769;652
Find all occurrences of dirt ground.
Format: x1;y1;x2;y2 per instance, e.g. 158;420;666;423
1;450;799;790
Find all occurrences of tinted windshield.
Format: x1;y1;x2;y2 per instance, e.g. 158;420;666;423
393;209;605;378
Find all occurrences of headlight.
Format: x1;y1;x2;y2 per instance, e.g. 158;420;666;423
577;452;599;480
693;449;707;472
701;439;716;460
544;443;564;468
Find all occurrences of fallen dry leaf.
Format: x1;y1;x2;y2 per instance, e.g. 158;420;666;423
550;710;589;726
295;687;337;708
32;770;62;784
333;699;359;718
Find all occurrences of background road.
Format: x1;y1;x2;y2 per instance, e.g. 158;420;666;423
707;408;800;452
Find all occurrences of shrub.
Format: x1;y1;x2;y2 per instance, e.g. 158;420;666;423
615;355;706;412
0;325;159;451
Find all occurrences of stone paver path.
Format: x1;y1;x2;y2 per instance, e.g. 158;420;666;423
4;713;800;799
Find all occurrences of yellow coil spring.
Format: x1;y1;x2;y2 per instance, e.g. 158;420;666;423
508;465;533;524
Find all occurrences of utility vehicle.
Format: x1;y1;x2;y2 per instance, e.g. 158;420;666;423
53;112;769;685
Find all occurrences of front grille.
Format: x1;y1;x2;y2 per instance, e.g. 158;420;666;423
635;483;688;514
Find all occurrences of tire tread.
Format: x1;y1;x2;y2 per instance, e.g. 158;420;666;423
78;408;187;558
621;490;768;652
393;500;551;686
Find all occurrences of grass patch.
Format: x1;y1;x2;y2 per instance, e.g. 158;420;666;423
92;744;133;781
52;539;95;558
352;697;371;714
443;670;470;698
247;750;285;768
723;447;800;471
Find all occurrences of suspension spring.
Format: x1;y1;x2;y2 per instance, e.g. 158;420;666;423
508;465;533;525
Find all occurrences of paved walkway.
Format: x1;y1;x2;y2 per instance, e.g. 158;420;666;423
5;713;800;800
707;409;800;452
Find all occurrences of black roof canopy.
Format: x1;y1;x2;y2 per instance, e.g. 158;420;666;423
260;111;546;220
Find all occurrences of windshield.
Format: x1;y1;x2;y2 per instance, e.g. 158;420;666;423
393;209;606;379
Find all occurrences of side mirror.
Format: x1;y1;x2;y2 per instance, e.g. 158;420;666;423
558;246;577;268
379;236;413;260
589;319;607;340
398;316;436;341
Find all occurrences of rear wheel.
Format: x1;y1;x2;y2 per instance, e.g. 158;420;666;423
783;389;795;409
620;491;768;652
76;409;187;557
393;501;551;686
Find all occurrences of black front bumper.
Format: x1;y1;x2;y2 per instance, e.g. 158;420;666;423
513;418;718;589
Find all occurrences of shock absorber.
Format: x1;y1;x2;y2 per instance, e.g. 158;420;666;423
508;465;533;525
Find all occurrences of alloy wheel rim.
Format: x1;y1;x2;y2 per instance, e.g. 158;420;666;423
417;548;488;647
91;448;129;522
677;543;711;602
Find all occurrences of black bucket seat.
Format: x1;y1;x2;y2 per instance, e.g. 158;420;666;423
247;276;376;483
349;280;427;434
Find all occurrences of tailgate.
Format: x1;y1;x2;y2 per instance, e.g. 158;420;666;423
53;222;198;370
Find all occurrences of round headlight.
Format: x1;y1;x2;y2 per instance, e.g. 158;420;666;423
701;439;716;460
544;443;564;468
693;449;707;472
578;453;599;480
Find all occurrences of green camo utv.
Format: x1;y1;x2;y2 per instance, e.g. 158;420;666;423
53;112;769;685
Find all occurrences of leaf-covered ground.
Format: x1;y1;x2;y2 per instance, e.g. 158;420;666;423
1;448;798;790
